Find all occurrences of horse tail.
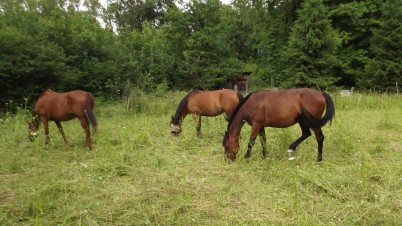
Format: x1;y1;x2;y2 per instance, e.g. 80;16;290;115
301;92;335;128
321;93;335;126
236;92;244;102
85;93;98;134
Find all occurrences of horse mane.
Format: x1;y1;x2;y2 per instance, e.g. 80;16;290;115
236;92;244;102
171;90;201;124
226;91;254;132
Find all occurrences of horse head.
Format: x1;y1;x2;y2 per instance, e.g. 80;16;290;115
222;131;239;161
170;116;182;136
27;111;40;141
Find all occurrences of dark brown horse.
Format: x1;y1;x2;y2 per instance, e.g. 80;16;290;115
27;89;98;149
171;89;244;137
223;88;335;161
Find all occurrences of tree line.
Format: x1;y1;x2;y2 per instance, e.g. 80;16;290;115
0;0;401;109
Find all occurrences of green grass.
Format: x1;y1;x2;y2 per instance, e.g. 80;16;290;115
1;92;401;225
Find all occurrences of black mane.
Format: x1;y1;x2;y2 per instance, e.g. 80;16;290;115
226;91;254;132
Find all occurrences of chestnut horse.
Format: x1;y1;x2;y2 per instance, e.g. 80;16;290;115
27;89;98;149
170;89;244;137
223;88;335;161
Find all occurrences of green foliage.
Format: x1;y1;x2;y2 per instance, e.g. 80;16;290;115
330;0;382;88
0;0;400;109
104;0;174;32
163;0;244;89
363;0;402;91
281;0;340;89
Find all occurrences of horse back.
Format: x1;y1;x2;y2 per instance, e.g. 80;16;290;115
187;89;239;116
243;89;326;128
244;90;299;127
35;90;91;121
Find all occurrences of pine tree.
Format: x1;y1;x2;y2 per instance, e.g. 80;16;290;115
281;0;340;89
364;0;402;92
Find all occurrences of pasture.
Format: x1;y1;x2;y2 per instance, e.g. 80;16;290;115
0;91;401;225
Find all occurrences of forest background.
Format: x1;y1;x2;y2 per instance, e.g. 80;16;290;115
0;0;401;109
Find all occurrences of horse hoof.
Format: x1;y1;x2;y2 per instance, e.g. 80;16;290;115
287;149;294;156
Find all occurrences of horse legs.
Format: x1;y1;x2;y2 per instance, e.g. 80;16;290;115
40;116;51;144
312;128;325;161
55;121;68;144
288;123;311;156
259;128;267;158
245;125;263;159
195;115;202;138
78;116;92;149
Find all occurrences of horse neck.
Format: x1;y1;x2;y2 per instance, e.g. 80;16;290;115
172;104;188;125
173;109;188;124
172;94;191;124
227;110;245;139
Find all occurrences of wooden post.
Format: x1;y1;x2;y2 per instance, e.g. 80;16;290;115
124;78;131;112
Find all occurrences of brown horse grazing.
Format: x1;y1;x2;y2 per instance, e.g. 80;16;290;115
223;88;335;161
27;89;98;149
170;89;244;137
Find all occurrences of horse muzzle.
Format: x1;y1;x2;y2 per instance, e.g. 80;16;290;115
171;131;181;136
28;131;39;141
170;127;182;136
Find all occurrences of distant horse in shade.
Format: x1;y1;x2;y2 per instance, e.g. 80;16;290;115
27;89;98;149
170;89;244;137
223;88;335;161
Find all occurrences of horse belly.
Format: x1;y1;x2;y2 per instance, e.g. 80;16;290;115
264;112;298;128
188;101;223;117
266;118;297;128
49;112;75;121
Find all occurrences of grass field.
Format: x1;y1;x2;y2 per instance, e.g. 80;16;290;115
0;91;401;225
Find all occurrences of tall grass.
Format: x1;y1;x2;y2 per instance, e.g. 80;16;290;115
0;91;401;225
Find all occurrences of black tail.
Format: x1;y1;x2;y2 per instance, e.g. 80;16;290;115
301;93;335;128
321;93;335;126
85;93;98;133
